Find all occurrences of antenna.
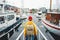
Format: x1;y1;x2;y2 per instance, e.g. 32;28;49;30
2;0;6;13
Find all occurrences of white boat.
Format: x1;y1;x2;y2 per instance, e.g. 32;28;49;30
42;12;60;36
0;13;16;28
34;12;42;19
0;0;16;31
41;0;60;36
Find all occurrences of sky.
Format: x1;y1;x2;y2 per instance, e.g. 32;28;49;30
6;0;60;9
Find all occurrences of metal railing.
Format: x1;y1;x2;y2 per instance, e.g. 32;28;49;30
16;30;24;40
16;26;48;40
0;19;22;38
37;26;48;40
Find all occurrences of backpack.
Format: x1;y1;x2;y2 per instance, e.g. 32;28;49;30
26;24;34;35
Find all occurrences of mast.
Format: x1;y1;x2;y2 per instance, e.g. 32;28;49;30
50;0;52;11
20;0;24;17
2;0;5;13
56;0;59;9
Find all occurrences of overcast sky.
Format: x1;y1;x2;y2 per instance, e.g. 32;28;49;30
6;0;60;9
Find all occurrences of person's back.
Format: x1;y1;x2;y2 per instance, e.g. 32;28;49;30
24;16;37;40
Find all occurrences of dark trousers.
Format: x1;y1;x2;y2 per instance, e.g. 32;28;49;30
25;35;34;40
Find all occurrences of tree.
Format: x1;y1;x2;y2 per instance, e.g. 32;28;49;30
31;9;37;14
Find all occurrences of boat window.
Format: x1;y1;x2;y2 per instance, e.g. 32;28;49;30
16;17;19;21
7;15;14;21
0;4;3;8
38;13;41;15
0;4;3;11
0;16;5;24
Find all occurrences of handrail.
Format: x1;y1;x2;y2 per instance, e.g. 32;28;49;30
16;26;48;40
36;26;48;40
16;30;24;40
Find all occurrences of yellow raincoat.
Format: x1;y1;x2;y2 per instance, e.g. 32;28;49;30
24;21;37;37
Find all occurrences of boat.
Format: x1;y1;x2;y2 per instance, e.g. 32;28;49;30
42;0;60;36
0;0;22;40
0;0;17;29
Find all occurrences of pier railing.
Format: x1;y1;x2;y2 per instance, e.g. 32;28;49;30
16;26;48;40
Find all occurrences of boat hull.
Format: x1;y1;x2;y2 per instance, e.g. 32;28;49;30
42;20;60;36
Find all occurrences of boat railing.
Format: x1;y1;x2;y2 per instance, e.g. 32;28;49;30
0;19;22;38
45;19;60;27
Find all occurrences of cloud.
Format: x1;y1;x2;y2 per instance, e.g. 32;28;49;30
24;0;50;9
6;0;60;9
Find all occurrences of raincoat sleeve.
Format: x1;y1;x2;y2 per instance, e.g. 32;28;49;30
24;27;26;37
24;22;28;37
33;22;37;35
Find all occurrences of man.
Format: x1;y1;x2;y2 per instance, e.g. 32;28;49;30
24;16;37;40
